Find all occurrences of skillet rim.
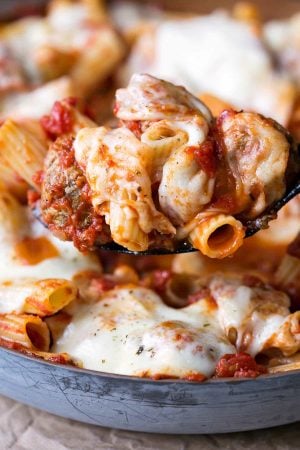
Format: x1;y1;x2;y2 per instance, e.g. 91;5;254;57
1;345;300;385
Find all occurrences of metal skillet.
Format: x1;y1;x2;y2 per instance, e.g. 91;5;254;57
0;345;300;434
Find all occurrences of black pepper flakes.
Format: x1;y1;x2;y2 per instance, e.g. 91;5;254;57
136;345;144;355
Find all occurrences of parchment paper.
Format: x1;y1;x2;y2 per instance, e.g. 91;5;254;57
0;396;299;450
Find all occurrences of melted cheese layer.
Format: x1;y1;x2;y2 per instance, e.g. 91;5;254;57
54;275;299;378
54;286;234;378
0;213;100;281
148;12;294;125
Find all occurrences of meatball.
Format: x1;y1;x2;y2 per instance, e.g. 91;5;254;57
214;110;299;219
40;135;111;252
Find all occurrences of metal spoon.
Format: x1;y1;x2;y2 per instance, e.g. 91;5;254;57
34;180;300;256
90;179;300;255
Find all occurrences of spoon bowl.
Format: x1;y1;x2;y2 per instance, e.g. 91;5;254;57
34;180;300;256
93;179;300;255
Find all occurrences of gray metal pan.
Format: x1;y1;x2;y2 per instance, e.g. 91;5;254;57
1;0;300;436
0;346;299;434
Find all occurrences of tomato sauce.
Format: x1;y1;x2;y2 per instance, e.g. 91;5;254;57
121;120;142;139
40;98;77;139
215;352;267;378
14;236;59;265
32;169;44;187
187;138;217;178
187;287;211;304
152;270;172;295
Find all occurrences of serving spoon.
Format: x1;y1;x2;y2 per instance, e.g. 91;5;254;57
34;179;300;256
34;180;300;256
90;179;300;255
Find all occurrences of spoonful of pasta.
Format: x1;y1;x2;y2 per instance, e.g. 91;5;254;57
32;74;300;258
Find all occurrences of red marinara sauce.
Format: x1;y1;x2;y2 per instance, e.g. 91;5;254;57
186;136;217;178
40;98;77;139
152;270;172;295
89;276;116;295
32;169;44;187
27;189;40;206
187;287;211;304
215;352;267;378
121;120;143;139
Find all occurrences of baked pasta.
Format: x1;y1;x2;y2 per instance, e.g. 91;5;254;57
0;1;298;383
0;189;299;380
53;270;300;379
37;74;299;258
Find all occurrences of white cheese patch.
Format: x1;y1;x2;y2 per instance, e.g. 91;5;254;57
148;12;294;125
0;206;100;282
54;286;235;378
54;273;297;377
0;281;34;314
210;274;292;355
247;312;286;356
1;77;74;120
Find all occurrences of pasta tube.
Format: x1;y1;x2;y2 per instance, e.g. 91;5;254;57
0;187;25;241
232;2;261;29
268;353;300;373
189;214;245;258
45;311;72;342
141;121;187;181
109;202;149;252
264;311;300;357
0;314;50;351
71;28;125;97
0;119;48;191
268;362;300;374
198;93;234;118
275;254;300;285
0;155;28;200
34;45;78;81
0;279;77;317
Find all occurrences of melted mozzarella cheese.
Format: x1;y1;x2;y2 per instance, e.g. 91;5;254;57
146;12;294;125
248;312;286;356
0;281;33;314
0;206;100;282
54;287;234;378
4;7;91;83
210;275;291;355
0;77;74;120
264;14;300;84
116;73;212;123
54;275;298;377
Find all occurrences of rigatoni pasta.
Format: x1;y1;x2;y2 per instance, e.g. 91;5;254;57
140;121;187;182
0;186;25;240
109;201;149;252
0;314;50;351
0;0;299;383
275;253;300;288
0;155;28;200
0;279;77;317
188;214;245;259
0;119;48;191
71;28;125;97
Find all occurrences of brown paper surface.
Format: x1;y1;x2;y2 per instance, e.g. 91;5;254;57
0;396;299;450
